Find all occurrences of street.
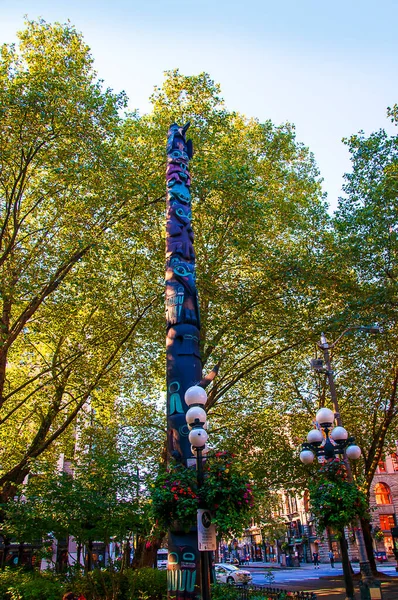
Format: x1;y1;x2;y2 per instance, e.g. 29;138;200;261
246;562;398;586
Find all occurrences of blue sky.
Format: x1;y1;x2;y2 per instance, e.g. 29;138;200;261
1;0;398;211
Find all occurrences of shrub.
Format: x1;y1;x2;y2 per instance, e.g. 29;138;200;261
0;569;64;600
125;568;167;600
211;584;288;600
0;567;166;600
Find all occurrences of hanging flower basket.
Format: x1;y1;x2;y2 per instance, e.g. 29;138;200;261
151;452;255;537
308;460;369;534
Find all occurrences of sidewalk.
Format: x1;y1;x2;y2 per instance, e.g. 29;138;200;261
244;561;398;599
246;559;397;570
282;575;398;600
244;560;311;569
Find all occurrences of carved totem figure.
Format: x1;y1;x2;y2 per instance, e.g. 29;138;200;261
165;123;203;599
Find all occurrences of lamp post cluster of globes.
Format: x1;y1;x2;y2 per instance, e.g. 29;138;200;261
300;407;361;465
184;385;212;600
184;385;210;456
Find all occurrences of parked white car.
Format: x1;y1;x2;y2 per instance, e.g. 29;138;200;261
214;563;252;585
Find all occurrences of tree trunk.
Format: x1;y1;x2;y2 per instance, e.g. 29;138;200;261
339;532;355;600
121;540;131;572
85;540;93;572
131;534;164;569
361;517;378;576
1;537;11;570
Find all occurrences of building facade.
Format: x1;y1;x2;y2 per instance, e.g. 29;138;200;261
369;453;398;558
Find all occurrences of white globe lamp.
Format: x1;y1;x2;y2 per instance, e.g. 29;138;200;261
307;429;323;444
188;428;208;447
346;445;361;460
185;386;207;406
300;450;315;464
316;407;335;426
330;426;348;442
185;406;207;428
191;443;210;455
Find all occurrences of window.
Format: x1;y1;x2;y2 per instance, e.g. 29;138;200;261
304;490;310;513
374;483;393;505
391;453;398;472
378;461;387;473
289;496;298;514
379;514;395;530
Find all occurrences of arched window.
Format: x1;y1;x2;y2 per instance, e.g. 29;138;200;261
374;483;392;505
304;490;310;513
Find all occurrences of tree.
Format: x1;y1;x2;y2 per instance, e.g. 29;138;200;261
331;110;398;571
0;20;159;501
2;424;147;572
121;67;332;421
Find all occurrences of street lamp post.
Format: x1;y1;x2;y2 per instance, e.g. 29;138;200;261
313;329;383;583
304;326;383;599
185;385;211;600
300;406;362;600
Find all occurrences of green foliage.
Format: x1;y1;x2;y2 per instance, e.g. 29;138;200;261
0;17;331;514
203;452;255;536
0;17;163;503
308;460;369;534
0;568;64;600
2;425;147;550
0;568;167;600
151;462;199;533
330;111;398;495
151;453;255;537
210;584;242;600
125;568;167;600
211;584;287;600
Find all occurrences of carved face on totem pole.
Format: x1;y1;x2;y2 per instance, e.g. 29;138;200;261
167;543;198;597
166;202;194;261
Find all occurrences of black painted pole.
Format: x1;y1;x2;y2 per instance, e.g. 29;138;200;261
165;123;203;599
197;447;211;600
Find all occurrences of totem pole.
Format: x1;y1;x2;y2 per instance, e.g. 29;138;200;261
165;123;203;599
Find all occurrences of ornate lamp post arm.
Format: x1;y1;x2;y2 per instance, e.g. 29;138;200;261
316;332;377;585
318;335;342;426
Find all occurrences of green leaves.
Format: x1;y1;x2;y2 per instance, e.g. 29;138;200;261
151;453;255;538
308;460;369;534
2;426;145;547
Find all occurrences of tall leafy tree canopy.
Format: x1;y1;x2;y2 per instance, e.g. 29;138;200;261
0;20;159;499
4;20;396;541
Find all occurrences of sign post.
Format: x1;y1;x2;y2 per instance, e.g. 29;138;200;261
197;510;217;552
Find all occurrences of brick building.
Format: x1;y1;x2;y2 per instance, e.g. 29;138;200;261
369;452;398;558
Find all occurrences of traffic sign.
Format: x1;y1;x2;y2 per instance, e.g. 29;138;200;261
197;509;217;551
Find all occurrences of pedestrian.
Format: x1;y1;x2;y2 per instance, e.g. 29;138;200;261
312;551;319;569
328;550;335;568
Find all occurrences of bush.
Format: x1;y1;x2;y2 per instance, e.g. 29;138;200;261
125;568;167;600
68;569;125;600
70;568;166;600
0;567;167;600
211;584;288;600
210;583;242;600
0;569;64;600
